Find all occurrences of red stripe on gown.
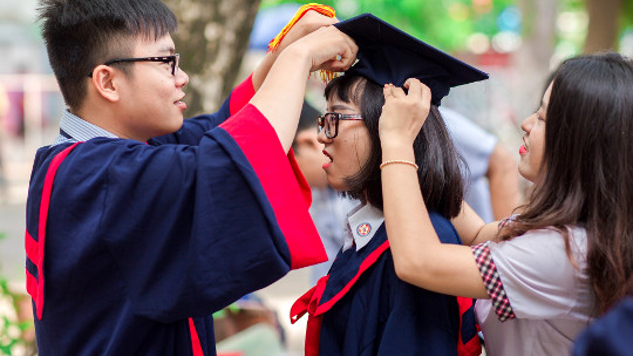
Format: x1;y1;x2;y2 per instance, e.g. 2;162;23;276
188;318;204;356
27;142;82;320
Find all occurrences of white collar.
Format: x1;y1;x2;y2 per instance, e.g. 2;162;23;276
343;203;384;252
53;110;119;145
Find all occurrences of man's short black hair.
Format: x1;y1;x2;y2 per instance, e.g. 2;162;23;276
39;0;178;110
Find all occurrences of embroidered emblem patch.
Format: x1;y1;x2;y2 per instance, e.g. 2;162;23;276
357;223;372;236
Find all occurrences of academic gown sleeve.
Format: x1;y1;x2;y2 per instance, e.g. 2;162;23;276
27;92;325;324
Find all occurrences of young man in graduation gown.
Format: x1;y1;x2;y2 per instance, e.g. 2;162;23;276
25;1;357;355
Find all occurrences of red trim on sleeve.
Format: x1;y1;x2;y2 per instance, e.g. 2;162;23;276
287;148;312;207
220;104;326;270
229;74;255;116
188;318;205;356
27;142;82;320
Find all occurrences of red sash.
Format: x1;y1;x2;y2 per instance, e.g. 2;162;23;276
290;275;329;356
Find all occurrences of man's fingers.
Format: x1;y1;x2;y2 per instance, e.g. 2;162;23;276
341;32;358;62
301;9;338;26
327;31;358;71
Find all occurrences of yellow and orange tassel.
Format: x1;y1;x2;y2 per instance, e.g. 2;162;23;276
267;3;336;53
267;3;339;83
314;68;339;82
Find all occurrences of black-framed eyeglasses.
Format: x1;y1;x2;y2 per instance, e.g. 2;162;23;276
87;53;180;77
317;112;363;139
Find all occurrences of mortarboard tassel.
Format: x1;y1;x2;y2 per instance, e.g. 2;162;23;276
267;3;338;83
267;3;336;53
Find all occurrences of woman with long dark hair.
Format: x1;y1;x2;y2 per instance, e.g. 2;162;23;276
379;52;633;355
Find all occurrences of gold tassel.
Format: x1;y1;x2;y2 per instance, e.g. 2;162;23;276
311;69;340;83
267;3;338;84
267;3;336;53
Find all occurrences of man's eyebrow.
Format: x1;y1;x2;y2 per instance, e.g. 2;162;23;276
159;46;176;55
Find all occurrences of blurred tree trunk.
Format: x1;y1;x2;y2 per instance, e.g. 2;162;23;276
518;0;556;71
584;0;623;53
514;0;557;112
164;0;262;115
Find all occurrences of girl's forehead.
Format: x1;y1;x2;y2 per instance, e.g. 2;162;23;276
325;77;365;102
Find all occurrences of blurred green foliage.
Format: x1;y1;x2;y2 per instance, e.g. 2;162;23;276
623;0;633;29
261;0;633;53
0;233;36;356
261;0;518;51
0;279;34;355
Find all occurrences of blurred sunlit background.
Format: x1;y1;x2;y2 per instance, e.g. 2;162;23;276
0;0;631;354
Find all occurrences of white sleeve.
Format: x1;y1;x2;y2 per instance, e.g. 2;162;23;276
488;228;588;319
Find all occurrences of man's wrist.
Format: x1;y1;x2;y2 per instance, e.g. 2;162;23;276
278;45;312;71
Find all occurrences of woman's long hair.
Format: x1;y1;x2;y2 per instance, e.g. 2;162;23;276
324;75;464;218
500;53;633;313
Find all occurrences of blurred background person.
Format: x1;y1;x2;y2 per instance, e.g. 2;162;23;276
441;106;522;222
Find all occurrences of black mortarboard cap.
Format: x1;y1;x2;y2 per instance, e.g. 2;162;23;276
333;14;489;105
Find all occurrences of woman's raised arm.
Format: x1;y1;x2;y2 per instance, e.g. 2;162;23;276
379;79;488;298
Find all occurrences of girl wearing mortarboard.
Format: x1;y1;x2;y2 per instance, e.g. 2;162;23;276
291;14;486;356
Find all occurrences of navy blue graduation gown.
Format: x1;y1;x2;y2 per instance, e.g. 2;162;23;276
25;76;326;356
573;297;633;356
291;212;480;356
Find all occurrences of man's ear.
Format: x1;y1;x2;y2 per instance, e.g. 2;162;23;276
90;65;122;103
